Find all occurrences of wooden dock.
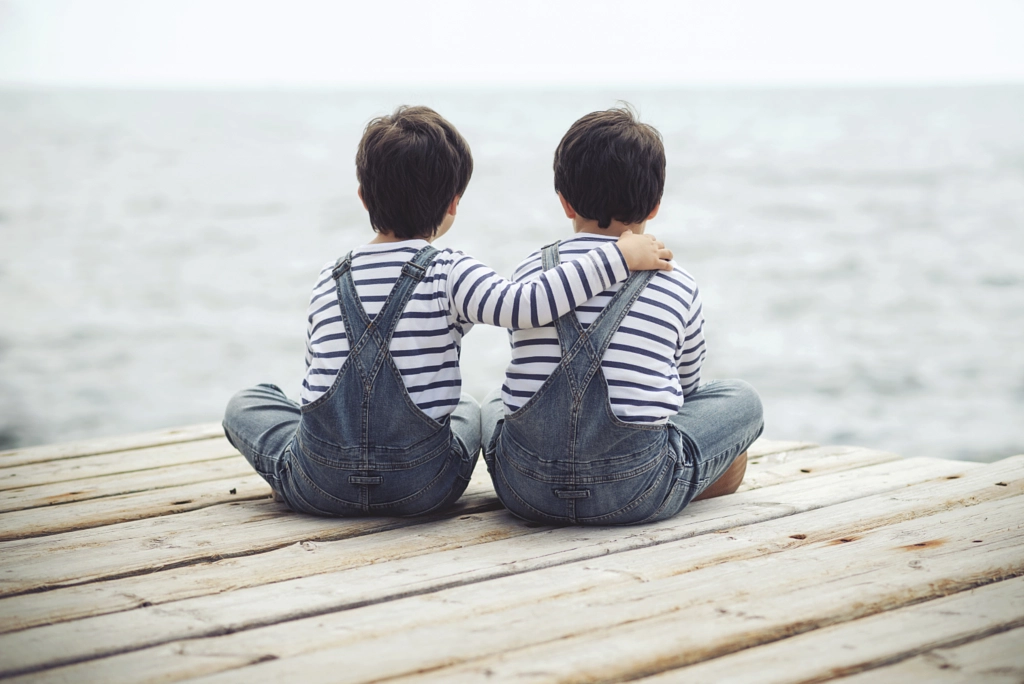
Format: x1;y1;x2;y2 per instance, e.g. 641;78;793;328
0;425;1022;683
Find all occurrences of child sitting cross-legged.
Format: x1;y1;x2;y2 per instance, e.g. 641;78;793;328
481;106;765;525
222;105;673;517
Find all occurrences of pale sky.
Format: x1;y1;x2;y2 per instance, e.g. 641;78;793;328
1;0;1023;88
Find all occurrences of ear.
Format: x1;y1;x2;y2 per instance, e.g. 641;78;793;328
646;202;660;221
557;193;576;219
447;195;460;217
357;186;368;211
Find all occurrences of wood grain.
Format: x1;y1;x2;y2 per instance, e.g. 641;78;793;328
1;422;1019;684
0;424;224;467
0;455;254;514
0;438;238;491
0;474;272;541
0;445;929;632
633;575;1024;683
0;456;1006;679
13;484;1020;684
834;625;1024;684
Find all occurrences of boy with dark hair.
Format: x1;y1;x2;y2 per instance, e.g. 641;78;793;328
223;105;673;517
482;106;764;525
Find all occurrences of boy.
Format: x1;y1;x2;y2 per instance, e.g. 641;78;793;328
482;106;764;525
222;105;673;517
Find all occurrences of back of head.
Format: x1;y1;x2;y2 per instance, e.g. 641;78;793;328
356;106;473;240
554;105;666;229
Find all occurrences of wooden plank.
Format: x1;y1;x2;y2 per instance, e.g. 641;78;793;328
0;457;1001;677
739;444;901;492
0;456;255;514
372;496;1024;684
0;469;500;598
0;438;239;491
835;625;1024;684
0;475;272;541
0;423;224;468
0;446;949;632
0;442;884;597
747;438;817;458
8;475;1021;684
0;509;530;635
633;575;1024;683
306;496;1024;684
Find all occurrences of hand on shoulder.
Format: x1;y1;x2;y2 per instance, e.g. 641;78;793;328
616;230;674;272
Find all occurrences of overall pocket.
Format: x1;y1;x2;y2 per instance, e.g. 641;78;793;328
575;452;679;525
292;429;461;516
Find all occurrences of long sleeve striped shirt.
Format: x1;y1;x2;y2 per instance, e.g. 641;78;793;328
502;234;706;424
301;238;630;418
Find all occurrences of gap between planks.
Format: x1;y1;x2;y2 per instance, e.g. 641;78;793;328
831;624;1024;684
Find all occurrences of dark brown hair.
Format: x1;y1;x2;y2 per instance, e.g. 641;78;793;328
356;106;473;239
553;105;665;229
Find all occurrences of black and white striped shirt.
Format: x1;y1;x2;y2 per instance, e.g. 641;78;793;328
502;234;706;424
302;238;630;419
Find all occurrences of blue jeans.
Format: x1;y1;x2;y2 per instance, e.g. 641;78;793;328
223;246;481;517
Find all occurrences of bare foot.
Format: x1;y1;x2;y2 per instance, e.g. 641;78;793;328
693;450;748;501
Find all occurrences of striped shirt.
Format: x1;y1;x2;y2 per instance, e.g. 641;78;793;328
302;238;630;419
502;234;706;424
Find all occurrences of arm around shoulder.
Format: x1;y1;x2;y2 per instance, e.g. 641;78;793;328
445;242;638;330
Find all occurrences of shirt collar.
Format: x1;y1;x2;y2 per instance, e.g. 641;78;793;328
353;239;432;254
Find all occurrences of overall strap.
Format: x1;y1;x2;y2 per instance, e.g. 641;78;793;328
541;242;584;358
542;240;657;388
549;240;655;392
332;245;439;387
574;268;656;389
332;253;370;345
371;244;439;341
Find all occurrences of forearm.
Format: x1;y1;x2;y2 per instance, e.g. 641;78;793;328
451;243;628;329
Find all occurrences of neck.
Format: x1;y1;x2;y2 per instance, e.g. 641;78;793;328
370;218;450;245
369;232;431;244
572;217;647;237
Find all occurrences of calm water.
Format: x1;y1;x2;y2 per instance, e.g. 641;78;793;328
1;87;1022;461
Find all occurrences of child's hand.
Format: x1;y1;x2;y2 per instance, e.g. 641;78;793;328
616;231;674;272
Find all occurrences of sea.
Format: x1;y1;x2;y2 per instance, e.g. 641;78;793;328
0;87;1022;461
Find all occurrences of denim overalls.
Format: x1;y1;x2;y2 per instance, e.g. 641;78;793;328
486;242;684;525
485;242;763;525
225;245;480;517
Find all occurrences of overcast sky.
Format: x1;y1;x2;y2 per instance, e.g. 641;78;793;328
1;0;1023;88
